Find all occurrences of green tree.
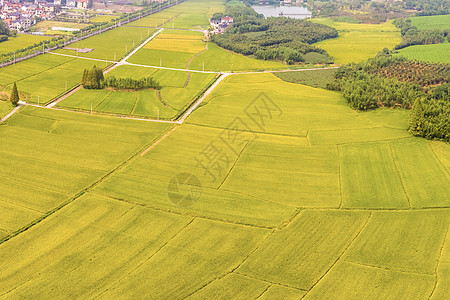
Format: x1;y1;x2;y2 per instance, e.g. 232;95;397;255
409;98;425;136
9;82;20;106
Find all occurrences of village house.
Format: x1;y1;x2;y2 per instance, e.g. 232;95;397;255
210;15;233;34
0;0;58;31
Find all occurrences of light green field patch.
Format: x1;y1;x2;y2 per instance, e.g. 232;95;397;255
132;89;176;118
98;218;269;298
0;100;13;118
57;88;111;110
54;26;156;61
304;261;435;299
190;42;286;72
187;273;269;299
390;138;450;208
0;34;50;55
340;142;409;209
188;73;374;136
95;90;137;114
312;19;400;64
106;64;158;79
0;54;72;87
409;15;450;30
396;42;450;63
238;210;370;290
429;141;450;173
90;15;119;23
15;58;101;104
128;48;194;69
344;210;450;274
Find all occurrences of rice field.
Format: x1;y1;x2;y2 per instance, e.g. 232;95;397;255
396;42;450;63
0;34;50;55
129;29;206;68
409;14;450;30
312;19;401;64
54;26;157;61
57;65;216;119
0;0;448;298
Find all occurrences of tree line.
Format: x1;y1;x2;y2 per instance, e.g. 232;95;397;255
81;66;161;90
393;19;449;49
211;1;338;64
327;54;450;142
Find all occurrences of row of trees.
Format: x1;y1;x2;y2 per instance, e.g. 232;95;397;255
211;1;337;64
81;66;161;90
328;54;450;142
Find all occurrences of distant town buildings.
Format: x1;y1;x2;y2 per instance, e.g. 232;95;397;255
210;15;233;34
0;0;89;32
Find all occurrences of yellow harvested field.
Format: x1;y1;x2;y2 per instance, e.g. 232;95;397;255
312;19;400;64
157;33;203;40
143;37;206;53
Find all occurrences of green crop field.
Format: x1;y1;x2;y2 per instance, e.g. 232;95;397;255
0;0;449;298
396;42;450;63
190;42;287;72
54;26;156;61
0;100;13;118
58;65;216;119
409;14;450;30
90;15;119;23
274;68;337;88
129;29;206;69
0;34;50;55
0;54;103;104
312;19;401;64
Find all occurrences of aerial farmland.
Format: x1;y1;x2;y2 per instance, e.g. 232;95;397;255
0;0;449;298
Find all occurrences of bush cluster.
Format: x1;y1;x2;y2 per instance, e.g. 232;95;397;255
328;54;450;142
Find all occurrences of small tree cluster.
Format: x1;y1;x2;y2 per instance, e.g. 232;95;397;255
81;66;104;89
103;76;161;90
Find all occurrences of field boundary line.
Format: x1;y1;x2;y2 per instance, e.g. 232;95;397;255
235;271;308;292
46;85;83;108
94;217;196;298
122;28;164;62
302;211;373;298
255;284;272;299
140;125;178;156
428;141;450;177
5;57;77;87
429;222;450;299
0;126;176;245
176;73;230;124
94;190;277;230
343;260;436;277
388;142;411;209
0;104;22;122
337;145;343;209
186;122;306;139
218;141;248;189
